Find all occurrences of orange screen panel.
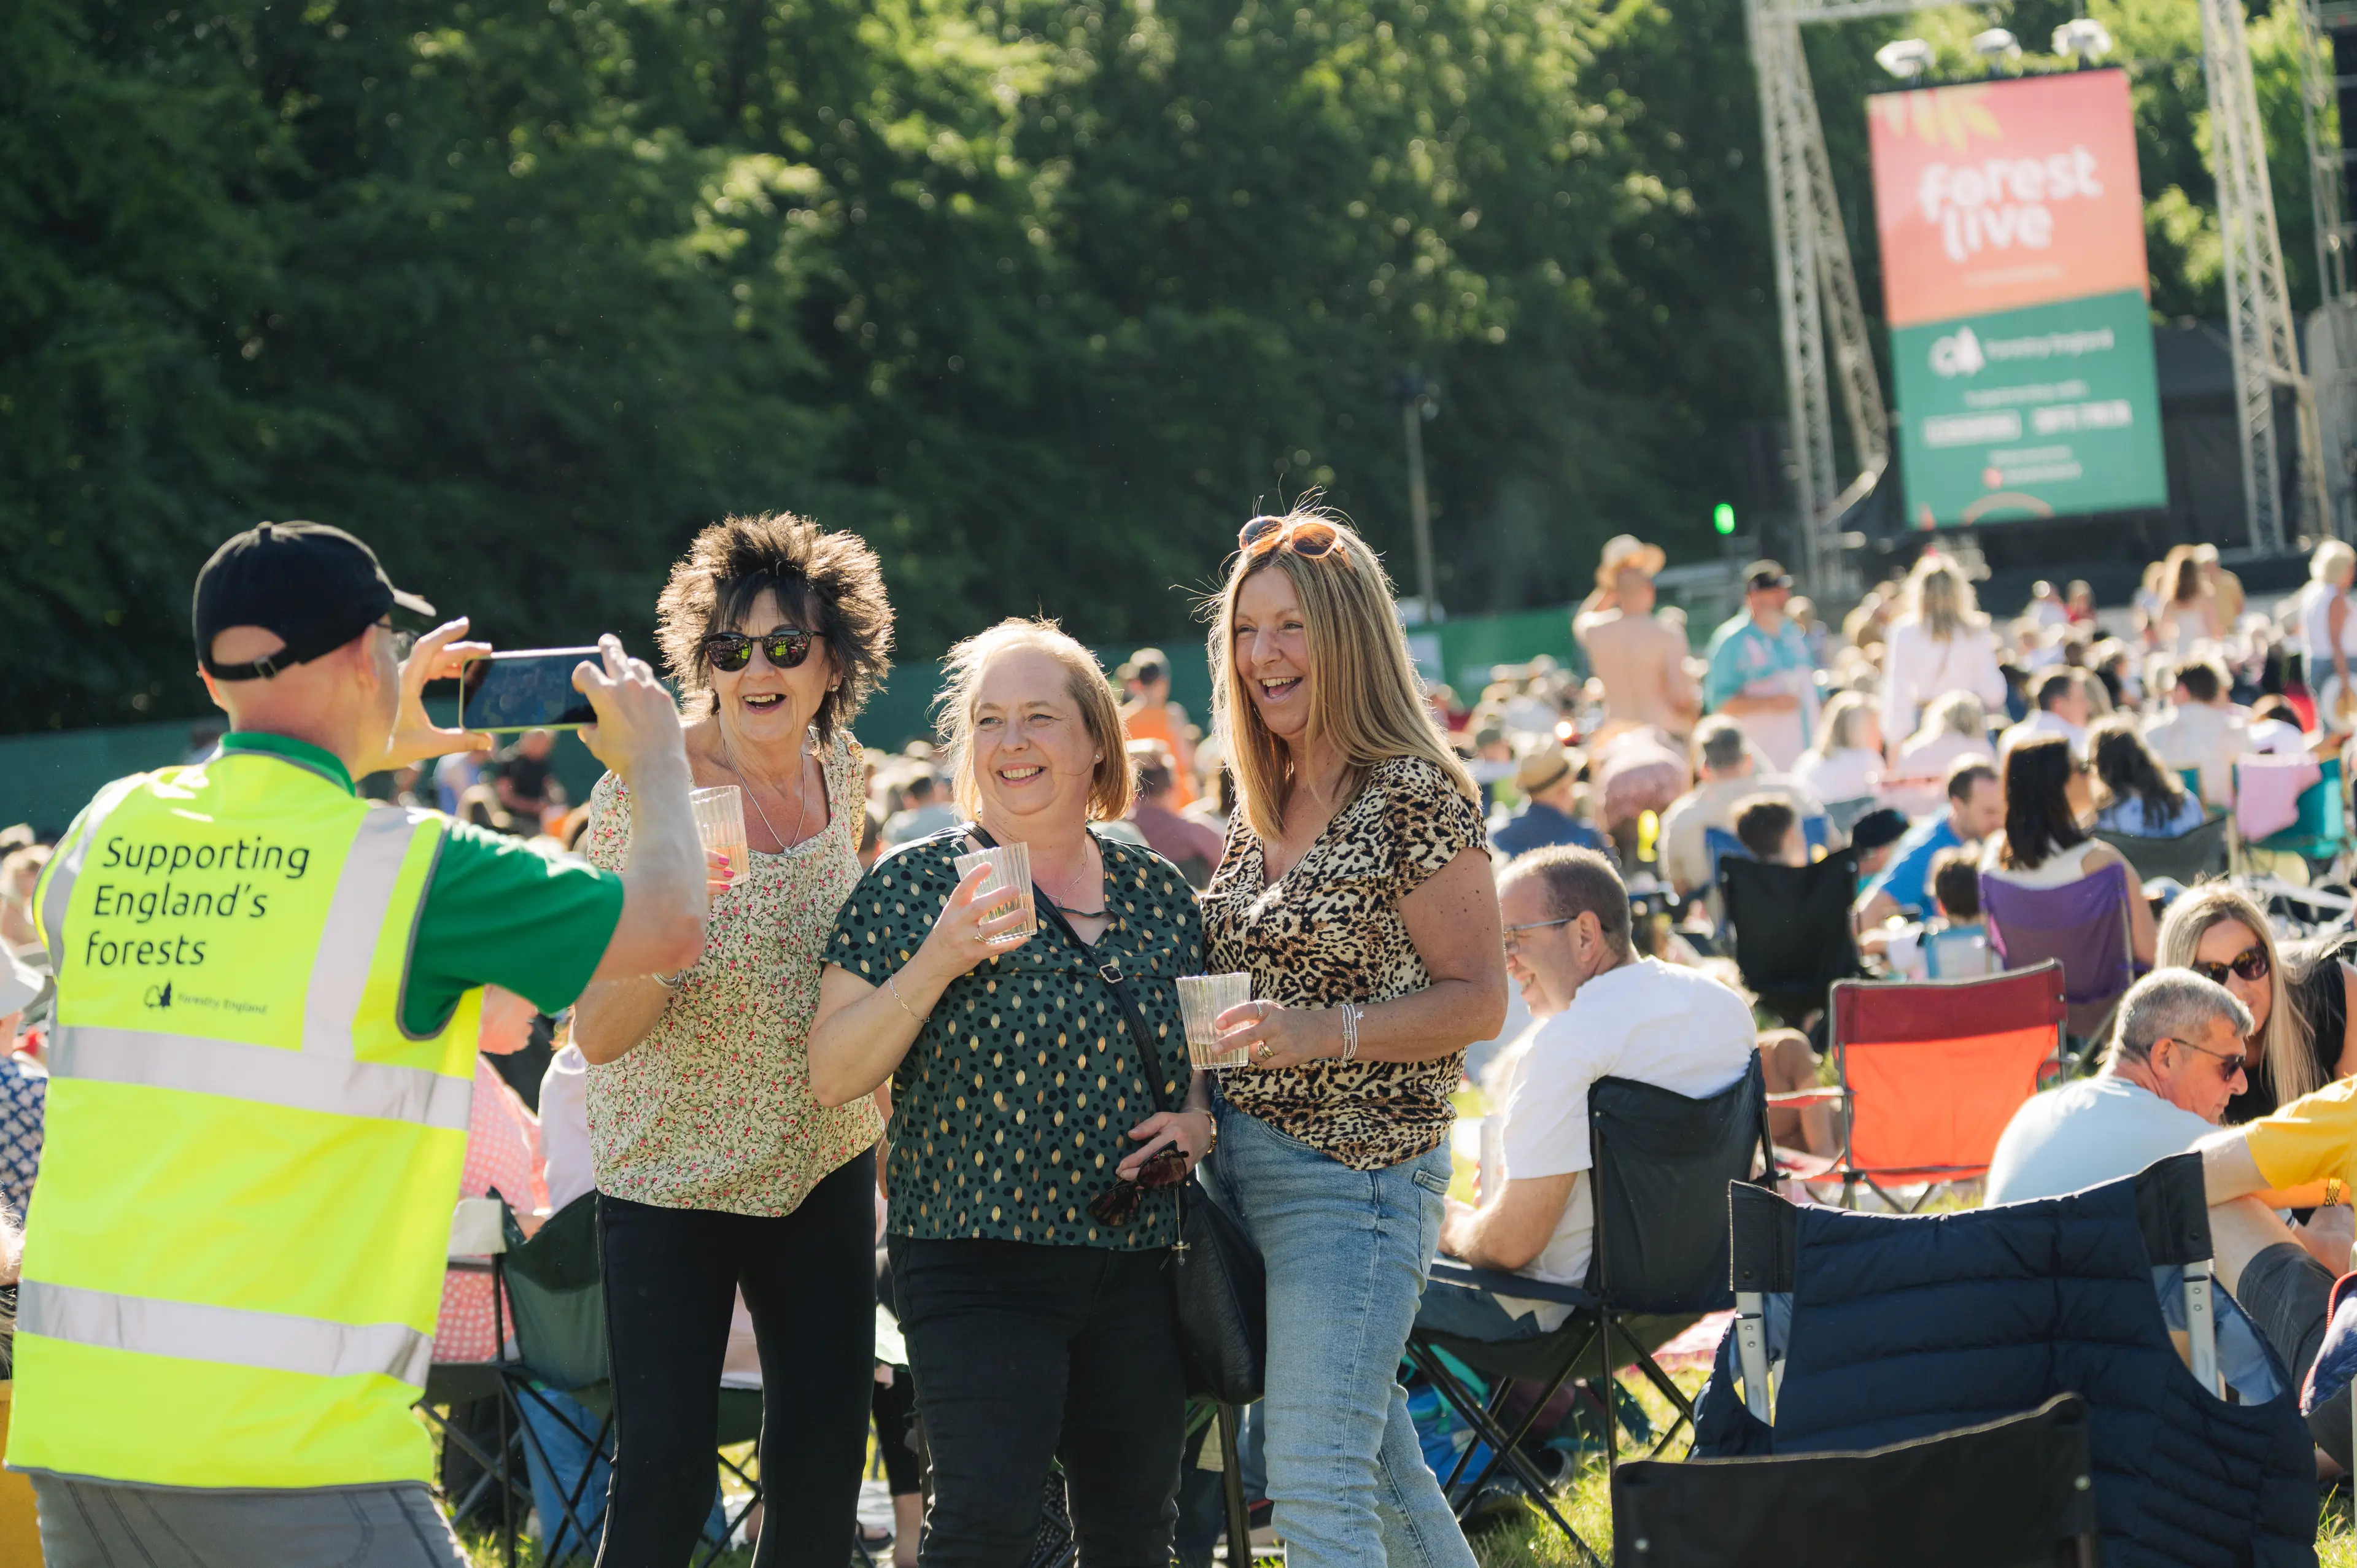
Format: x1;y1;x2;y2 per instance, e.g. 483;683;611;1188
1867;70;2149;329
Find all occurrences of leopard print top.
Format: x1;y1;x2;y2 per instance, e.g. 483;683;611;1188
1201;755;1488;1170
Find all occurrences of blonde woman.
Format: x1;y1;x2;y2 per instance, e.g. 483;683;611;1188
2158;884;2357;1122
1195;505;1506;1568
1878;554;2007;742
2301;538;2357;727
1794;690;1883;804
2158;544;2220;655
805;620;1210;1566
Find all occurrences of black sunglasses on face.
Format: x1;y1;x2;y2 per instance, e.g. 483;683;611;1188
702;627;815;673
2161;1035;2248;1079
2189;946;2270;987
1086;1146;1188;1227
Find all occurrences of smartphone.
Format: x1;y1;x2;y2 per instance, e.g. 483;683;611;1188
459;647;602;733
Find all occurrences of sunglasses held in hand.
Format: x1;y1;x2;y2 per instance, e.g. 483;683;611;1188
1088;1146;1189;1227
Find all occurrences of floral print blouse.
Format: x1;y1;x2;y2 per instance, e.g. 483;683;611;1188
582;731;880;1215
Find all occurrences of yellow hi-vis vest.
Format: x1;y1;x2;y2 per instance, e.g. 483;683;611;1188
10;745;481;1489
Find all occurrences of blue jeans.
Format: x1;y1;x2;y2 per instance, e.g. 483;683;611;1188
1201;1099;1476;1568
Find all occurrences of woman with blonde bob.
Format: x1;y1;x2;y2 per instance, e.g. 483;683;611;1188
1879;554;2008;743
1195;504;1506;1568
805;619;1211;1567
2157;883;2357;1122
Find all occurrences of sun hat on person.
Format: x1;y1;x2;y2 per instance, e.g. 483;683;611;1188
1513;747;1581;798
1596;535;1667;587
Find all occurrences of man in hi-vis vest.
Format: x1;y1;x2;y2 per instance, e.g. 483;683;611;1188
12;522;707;1566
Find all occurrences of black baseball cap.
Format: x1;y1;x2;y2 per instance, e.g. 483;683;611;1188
1744;560;1792;593
193;522;436;681
1848;806;1912;854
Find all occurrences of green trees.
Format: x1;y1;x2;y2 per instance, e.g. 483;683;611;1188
0;0;2330;736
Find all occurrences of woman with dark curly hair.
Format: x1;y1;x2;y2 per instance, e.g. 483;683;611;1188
572;512;894;1567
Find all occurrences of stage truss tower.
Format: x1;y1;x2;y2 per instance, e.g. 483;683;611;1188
1747;0;2329;577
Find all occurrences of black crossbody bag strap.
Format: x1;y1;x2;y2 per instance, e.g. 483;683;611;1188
967;825;1179;1119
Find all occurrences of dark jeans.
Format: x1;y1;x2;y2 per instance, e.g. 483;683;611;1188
888;1234;1186;1568
595;1150;877;1568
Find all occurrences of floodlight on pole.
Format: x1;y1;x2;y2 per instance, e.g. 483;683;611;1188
2050;18;2114;62
1970;27;2022;69
1874;39;1935;79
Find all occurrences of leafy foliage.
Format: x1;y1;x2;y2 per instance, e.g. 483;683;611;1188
0;0;2327;734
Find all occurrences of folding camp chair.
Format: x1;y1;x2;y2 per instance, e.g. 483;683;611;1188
1980;861;2137;1042
1920;925;1994;978
1782;962;2066;1211
2240;755;2348;871
1719;849;1864;1028
457;1195;760;1567
1701;1154;2316;1567
1404;1059;1774;1564
1821;795;1877;837
1612;1392;2099;1568
2091;813;2232;885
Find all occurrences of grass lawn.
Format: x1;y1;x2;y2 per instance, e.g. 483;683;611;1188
451;1370;2357;1567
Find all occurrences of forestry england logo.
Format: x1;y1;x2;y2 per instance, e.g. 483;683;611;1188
1930;326;1986;379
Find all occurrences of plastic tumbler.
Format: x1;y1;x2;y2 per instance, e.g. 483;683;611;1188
953;841;1036;946
689;785;750;889
1176;972;1255;1069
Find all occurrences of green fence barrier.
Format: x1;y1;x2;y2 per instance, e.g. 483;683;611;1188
0;606;1579;834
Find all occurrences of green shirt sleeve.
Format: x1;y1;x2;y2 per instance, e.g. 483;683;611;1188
403;819;625;1037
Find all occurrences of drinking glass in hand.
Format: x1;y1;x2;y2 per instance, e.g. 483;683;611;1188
953;842;1037;946
689;786;749;889
1176;972;1254;1069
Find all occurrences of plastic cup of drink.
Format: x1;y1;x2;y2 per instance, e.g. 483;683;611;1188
1176;973;1255;1069
689;786;749;889
953;841;1036;946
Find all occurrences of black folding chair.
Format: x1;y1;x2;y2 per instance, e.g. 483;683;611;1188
2092;813;2232;885
1612;1392;2099;1567
1404;1058;1774;1565
1718;849;1864;1028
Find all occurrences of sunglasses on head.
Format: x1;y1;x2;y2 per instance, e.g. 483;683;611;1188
1086;1146;1189;1227
1239;514;1341;560
701;627;815;673
2189;946;2270;987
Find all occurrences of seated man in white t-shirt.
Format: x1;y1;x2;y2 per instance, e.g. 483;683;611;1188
1420;846;1759;1343
1984;968;2251;1205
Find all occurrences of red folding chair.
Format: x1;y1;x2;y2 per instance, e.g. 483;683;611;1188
1774;962;2068;1211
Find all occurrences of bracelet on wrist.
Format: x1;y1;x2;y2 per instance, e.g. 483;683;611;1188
886;973;931;1026
1337;1003;1363;1064
652;968;684;990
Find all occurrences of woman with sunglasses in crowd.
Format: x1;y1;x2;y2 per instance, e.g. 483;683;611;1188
571;513;894;1566
805;617;1212;1567
2158;883;2357;1122
1197;504;1507;1568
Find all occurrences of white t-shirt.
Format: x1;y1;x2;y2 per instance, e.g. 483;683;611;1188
538;1045;595;1213
1983;1074;2216;1205
1998;710;2088;762
1481;958;1758;1327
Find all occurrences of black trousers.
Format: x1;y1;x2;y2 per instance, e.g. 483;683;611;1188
595;1150;877;1568
888;1235;1186;1568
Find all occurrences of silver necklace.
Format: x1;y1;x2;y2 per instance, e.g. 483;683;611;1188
1039;836;1106;919
719;727;813;852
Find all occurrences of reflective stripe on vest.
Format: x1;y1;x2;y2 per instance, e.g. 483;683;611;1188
47;1025;473;1129
20;1281;435;1388
12;754;479;1491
